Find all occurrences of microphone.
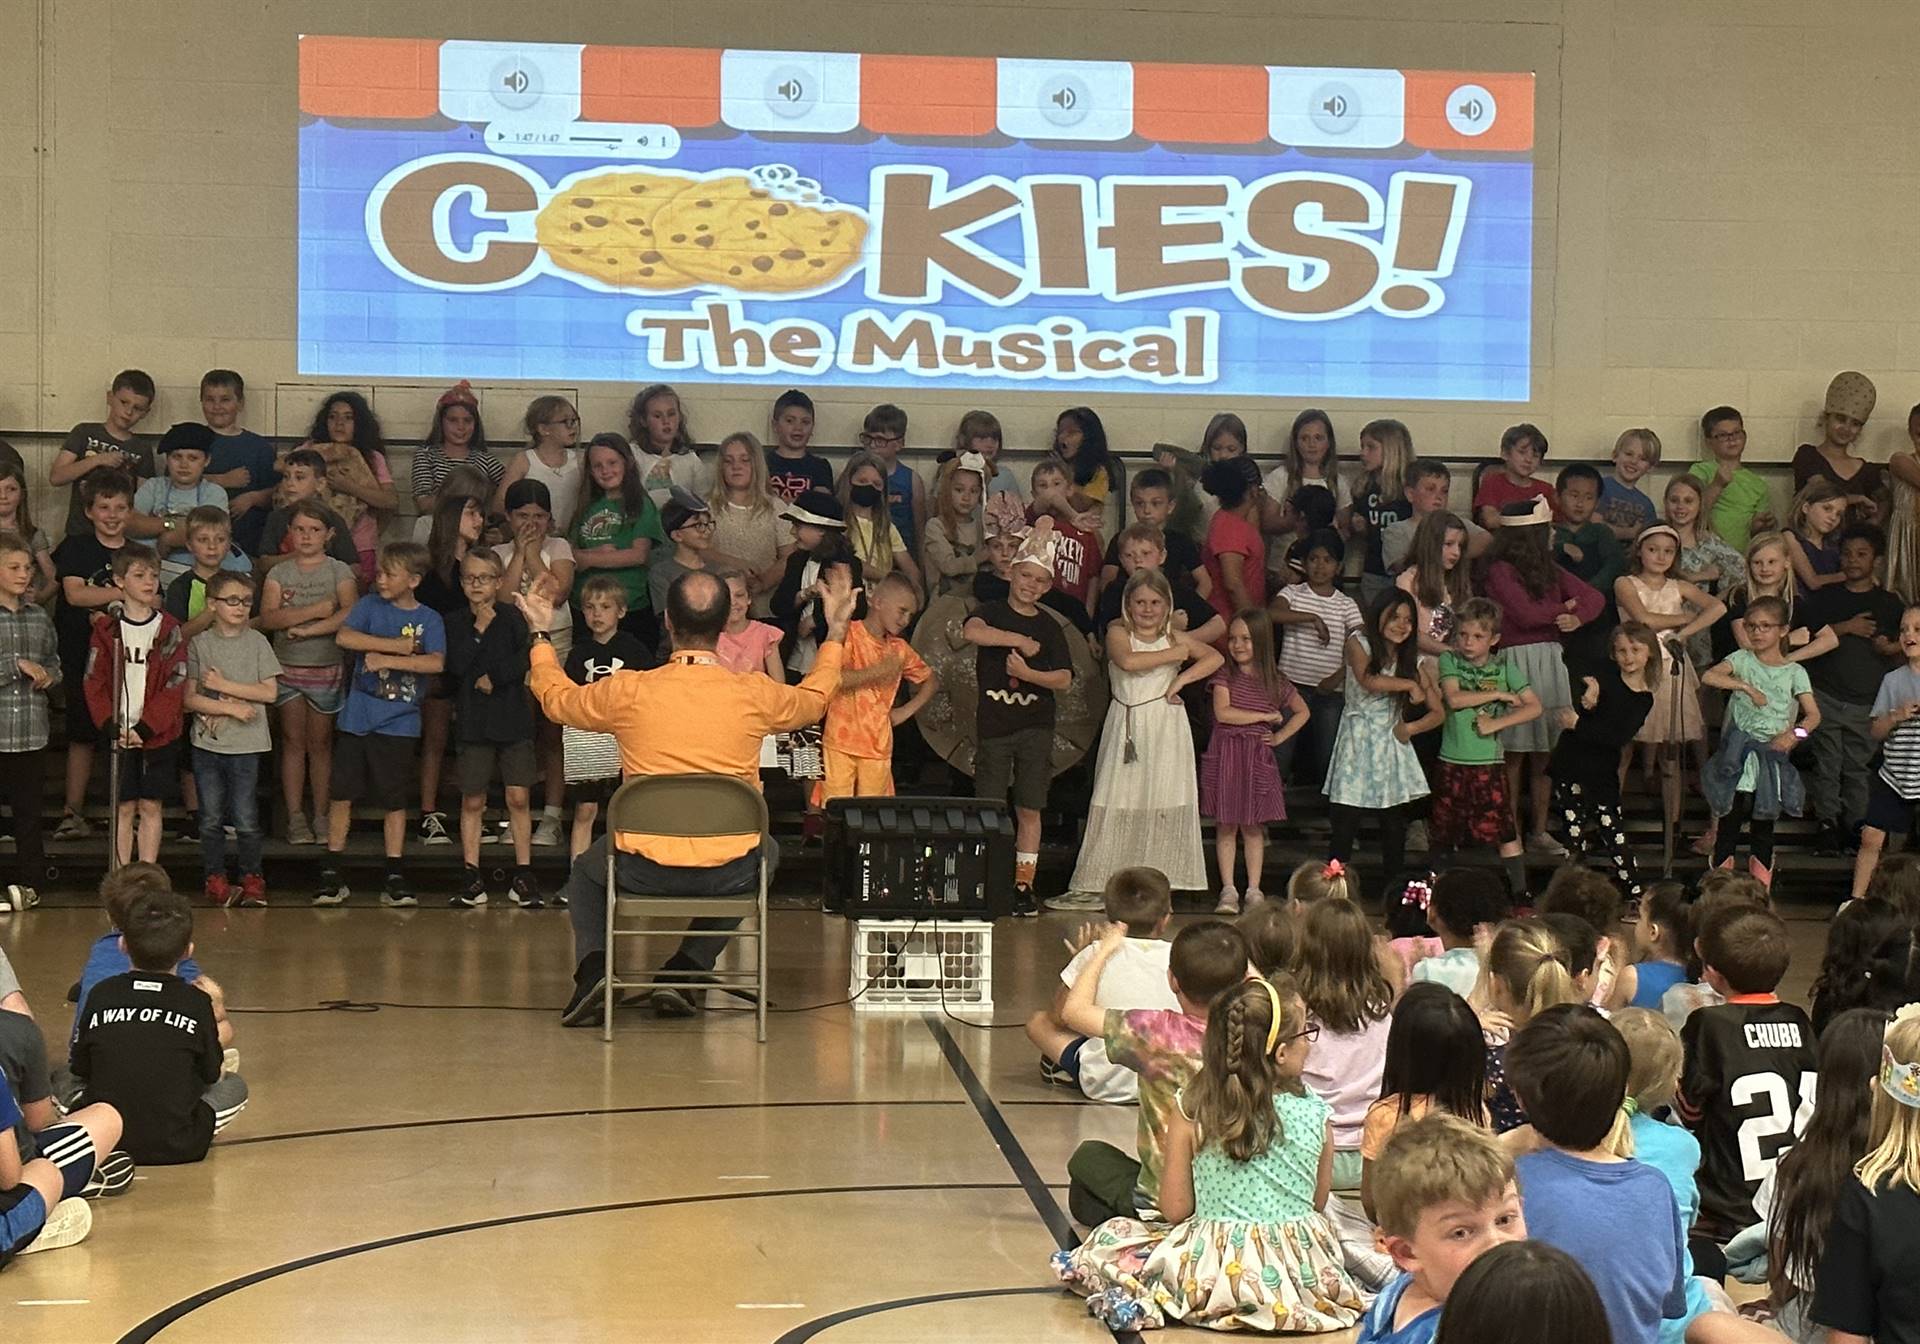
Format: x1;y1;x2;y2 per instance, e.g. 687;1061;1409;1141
105;600;125;618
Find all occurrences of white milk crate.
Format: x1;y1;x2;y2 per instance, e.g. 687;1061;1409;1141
850;919;994;1011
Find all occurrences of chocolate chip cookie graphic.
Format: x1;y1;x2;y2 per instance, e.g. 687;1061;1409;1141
647;172;868;292
534;171;691;290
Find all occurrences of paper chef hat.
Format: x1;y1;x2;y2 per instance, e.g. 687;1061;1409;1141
1012;515;1058;572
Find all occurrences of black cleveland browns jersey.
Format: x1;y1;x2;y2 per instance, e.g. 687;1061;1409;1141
1677;997;1817;1240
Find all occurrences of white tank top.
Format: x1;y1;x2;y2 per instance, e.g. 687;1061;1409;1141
522;450;585;535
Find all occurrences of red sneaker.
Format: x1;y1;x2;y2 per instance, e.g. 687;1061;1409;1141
203;874;233;908
237;874;268;908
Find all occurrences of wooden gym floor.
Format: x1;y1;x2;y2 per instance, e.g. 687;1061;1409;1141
0;897;1829;1343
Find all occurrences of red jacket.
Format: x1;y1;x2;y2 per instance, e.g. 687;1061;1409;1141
83;609;188;748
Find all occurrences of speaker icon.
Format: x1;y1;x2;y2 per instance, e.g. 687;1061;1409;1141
1446;83;1496;136
1039;74;1091;128
1308;80;1360;135
775;78;805;103
487;56;543;111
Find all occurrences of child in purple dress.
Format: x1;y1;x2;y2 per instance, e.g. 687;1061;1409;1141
1200;610;1310;914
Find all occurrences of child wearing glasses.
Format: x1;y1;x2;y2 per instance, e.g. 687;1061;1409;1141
182;570;281;906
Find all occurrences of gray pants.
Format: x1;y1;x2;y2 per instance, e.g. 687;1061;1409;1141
562;833;776;971
1811;692;1875;827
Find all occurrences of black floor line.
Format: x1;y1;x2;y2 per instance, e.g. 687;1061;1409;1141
923;1015;1077;1251
221;1097;966;1147
923;1015;1141;1344
111;1182;1026;1344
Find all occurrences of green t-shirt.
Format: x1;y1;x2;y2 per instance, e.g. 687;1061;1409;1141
569;494;666;611
1724;649;1811;790
1438;649;1530;766
1688;461;1772;552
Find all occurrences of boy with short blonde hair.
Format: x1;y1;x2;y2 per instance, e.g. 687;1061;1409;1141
818;571;937;807
1358;1114;1527;1344
83;544;188;865
313;541;446;908
184;570;281;907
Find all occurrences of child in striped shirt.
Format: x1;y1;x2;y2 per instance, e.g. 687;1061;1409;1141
1270;528;1361;788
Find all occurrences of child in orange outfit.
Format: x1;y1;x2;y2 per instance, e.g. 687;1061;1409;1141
814;571;939;807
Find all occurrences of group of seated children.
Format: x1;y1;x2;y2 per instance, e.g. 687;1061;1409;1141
0;862;246;1265
1029;859;1920;1344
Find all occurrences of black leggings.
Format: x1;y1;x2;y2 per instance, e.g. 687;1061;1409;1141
1712;792;1775;880
1329;803;1411;899
0;748;44;875
1554;778;1641;899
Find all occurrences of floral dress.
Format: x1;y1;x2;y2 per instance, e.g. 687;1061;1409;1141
1055;1088;1362;1333
1677;530;1743;666
1324;633;1429;810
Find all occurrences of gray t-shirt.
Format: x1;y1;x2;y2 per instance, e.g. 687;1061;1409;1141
1383;515;1489;571
0;1006;52;1160
648;554;699;617
60;422;157;535
188;628;283;753
263;556;357;668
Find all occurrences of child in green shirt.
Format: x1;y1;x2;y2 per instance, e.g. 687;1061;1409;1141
1429;598;1542;897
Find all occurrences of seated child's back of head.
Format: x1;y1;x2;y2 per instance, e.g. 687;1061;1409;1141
1103;867;1172;936
1236;901;1296;978
1288;858;1360;906
1296;897;1394;1033
121;890;194;974
1505;1004;1634;1155
1380;983;1489;1126
1485;918;1583;1026
1700;907;1791;996
1538;866;1624;936
1610;1008;1683;1116
101;862;173;931
1168;921;1250;1010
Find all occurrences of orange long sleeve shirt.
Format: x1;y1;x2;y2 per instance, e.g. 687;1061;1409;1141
528;639;844;866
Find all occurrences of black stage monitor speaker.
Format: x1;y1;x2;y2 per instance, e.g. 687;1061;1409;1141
822;797;1014;919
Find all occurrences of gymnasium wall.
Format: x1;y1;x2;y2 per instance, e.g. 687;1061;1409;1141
1;0;1915;523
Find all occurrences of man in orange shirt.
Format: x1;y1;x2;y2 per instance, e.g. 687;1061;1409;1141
520;566;855;1026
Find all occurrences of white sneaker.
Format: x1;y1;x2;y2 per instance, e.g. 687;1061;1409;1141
532;816;564;848
0;889;10;913
19;1196;92;1255
10;885;36;910
287;813;316;846
1214;886;1241;915
1526;832;1569;858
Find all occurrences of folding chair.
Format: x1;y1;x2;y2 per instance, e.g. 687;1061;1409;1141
603;774;769;1043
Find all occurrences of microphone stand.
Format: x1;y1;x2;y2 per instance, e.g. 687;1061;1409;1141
105;610;126;875
1660;638;1686;878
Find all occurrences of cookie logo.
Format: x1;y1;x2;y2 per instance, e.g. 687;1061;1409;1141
535;170;691;290
536;165;867;295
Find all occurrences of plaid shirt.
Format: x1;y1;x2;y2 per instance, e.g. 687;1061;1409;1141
0;599;61;752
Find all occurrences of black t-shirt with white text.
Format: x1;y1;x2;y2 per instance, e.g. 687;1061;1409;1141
973;599;1071;739
72;970;222;1164
1677;998;1817;1239
52;532;125;668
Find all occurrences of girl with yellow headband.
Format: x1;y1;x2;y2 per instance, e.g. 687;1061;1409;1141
1053;974;1363;1333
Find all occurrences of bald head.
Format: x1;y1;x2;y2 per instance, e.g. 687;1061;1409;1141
665;569;728;650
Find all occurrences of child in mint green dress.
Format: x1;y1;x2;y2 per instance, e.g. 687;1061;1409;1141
1055;975;1363;1333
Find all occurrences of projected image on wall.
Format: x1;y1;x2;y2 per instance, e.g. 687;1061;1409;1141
298;38;1534;400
